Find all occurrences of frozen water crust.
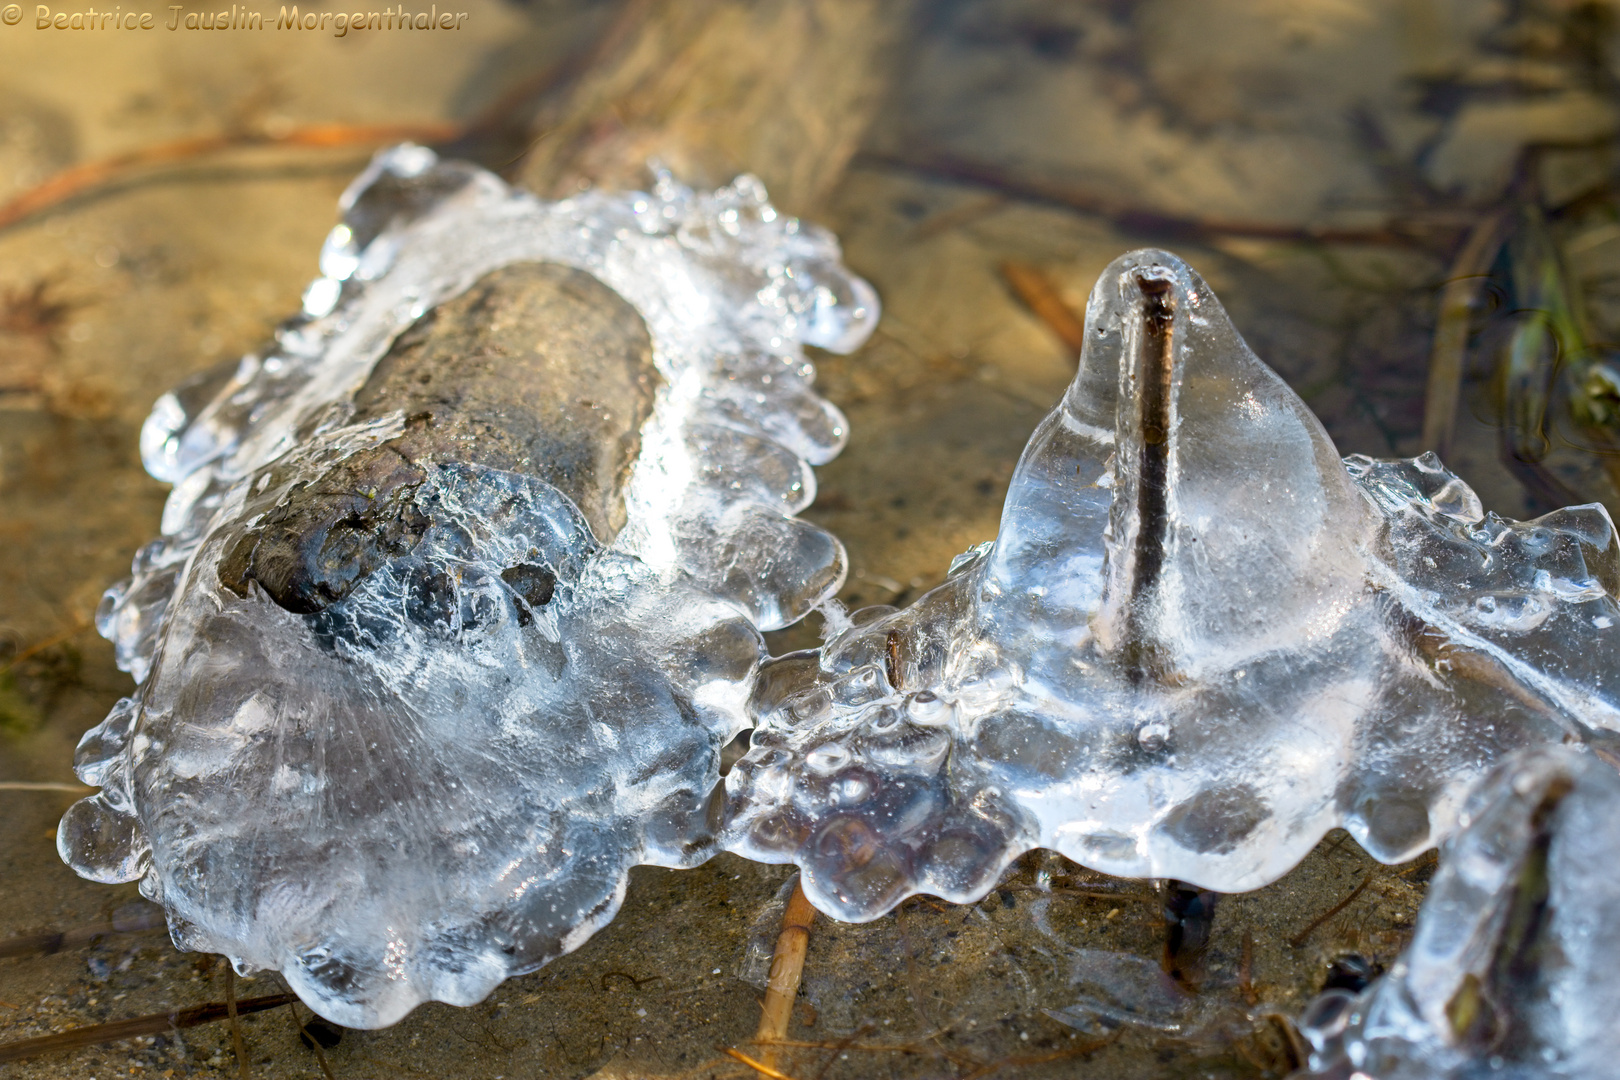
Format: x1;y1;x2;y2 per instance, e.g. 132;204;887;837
1297;745;1620;1079
59;145;877;1027
723;249;1620;922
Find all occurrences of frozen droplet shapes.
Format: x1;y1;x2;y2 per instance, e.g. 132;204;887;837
62;145;877;1027
724;249;1620;922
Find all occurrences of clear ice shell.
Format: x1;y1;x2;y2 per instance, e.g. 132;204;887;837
1296;745;1620;1080
63;146;877;1027
722;249;1620;922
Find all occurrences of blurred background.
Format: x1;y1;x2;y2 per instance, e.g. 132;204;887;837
2;2;1619;1077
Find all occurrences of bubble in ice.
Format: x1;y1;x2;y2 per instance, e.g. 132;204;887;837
60;145;878;1027
1296;745;1620;1080
722;249;1620;922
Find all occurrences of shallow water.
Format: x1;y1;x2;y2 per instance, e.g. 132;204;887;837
4;1;1620;1076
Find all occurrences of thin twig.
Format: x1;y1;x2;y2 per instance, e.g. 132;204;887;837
1394;851;1440;878
226;964;249;1080
0;992;295;1063
811;1024;874;1080
0;618;93;676
1000;881;1159;905
1288;875;1373;948
859;148;1468;248
1422;206;1510;458
1000;262;1087;355
0;903;165;959
1238;929;1258;1006
723;1046;800;1080
0;782;92;795
286;1002;337;1080
0;0;642;233
0;124;457;233
751;878;817;1077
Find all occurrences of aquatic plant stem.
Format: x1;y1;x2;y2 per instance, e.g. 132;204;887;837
0;124;458;234
286;1001;337;1080
1422;207;1510;459
1289;874;1372;949
226;965;249;1079
753;878;817;1076
0;993;295;1064
725;1046;800;1080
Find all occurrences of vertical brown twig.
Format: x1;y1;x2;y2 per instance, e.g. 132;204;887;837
286;1003;336;1080
753;878;817;1076
1238;929;1258;1006
1422;207;1510;459
225;964;249;1079
1121;272;1177;686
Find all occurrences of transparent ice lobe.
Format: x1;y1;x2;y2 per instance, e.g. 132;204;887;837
723;249;1620;922
1297;745;1620;1080
64;145;877;1027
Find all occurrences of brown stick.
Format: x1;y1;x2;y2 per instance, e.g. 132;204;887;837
0;124;459;233
1238;929;1258;1006
0;2;653;234
0;617;93;675
286;1002;337;1080
752;878;817;1076
1421;207;1511;459
860;148;1470;249
1000;262;1087;355
1288;875;1373;948
225;964;249;1079
724;1046;801;1080
0;903;165;959
0;992;295;1064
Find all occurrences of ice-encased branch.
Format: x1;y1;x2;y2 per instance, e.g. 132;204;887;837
723;249;1620;922
62;145;877;1027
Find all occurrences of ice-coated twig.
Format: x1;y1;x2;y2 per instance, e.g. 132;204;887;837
59;145;877;1027
1296;745;1620;1079
723;249;1620;922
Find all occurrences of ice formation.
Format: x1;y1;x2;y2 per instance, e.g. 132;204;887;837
723;249;1620;922
1297;745;1620;1079
59;144;877;1027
